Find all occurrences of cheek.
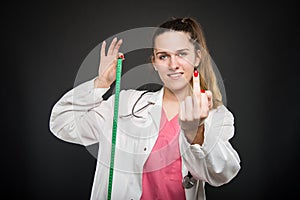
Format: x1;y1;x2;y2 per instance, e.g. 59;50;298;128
178;55;196;67
156;68;168;79
184;67;194;82
156;65;167;73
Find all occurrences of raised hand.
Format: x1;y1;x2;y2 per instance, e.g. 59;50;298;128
94;37;123;88
179;69;213;144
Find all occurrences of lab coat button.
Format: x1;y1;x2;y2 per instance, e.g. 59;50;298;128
144;147;147;151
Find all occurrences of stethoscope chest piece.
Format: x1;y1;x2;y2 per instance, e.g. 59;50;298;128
182;172;197;189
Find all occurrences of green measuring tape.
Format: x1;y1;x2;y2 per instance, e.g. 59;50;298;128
107;57;123;200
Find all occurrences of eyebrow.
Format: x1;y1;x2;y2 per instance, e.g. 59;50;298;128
155;48;190;55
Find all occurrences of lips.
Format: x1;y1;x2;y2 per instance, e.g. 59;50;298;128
167;72;184;80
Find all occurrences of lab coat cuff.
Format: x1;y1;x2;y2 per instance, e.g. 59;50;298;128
72;77;110;106
181;117;217;159
190;144;206;158
181;131;206;158
88;77;110;101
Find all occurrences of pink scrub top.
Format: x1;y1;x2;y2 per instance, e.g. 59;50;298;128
140;109;186;200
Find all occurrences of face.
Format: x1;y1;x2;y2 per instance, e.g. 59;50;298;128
152;31;200;93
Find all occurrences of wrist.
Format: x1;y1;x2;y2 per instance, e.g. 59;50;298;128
191;124;204;145
94;77;110;88
180;119;205;144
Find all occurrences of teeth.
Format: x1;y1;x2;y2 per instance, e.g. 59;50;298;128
168;73;183;79
170;74;181;77
169;73;182;76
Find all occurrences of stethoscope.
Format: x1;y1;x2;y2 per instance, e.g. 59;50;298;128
119;90;197;188
182;171;197;189
119;90;155;118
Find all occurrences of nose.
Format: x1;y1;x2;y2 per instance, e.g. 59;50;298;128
169;55;179;70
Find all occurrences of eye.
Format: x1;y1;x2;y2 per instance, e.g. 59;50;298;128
158;54;168;60
177;52;188;57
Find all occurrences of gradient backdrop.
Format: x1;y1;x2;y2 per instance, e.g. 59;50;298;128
3;0;299;199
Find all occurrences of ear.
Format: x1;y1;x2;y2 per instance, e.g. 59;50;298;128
194;49;201;66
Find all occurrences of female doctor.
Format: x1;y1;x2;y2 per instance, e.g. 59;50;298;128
49;17;241;200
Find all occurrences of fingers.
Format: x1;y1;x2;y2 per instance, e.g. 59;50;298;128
193;69;213;110
113;39;123;55
192;69;203;119
193;93;201;119
180;94;207;121
184;96;193;121
193;69;201;102
100;38;124;62
101;41;106;58
179;97;198;132
107;37;123;56
205;90;213;109
118;52;125;60
107;37;117;55
200;92;209;118
179;69;213;129
179;101;185;121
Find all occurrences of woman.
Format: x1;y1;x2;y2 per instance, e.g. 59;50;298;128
49;17;241;200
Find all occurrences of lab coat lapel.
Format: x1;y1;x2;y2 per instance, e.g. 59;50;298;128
147;88;164;132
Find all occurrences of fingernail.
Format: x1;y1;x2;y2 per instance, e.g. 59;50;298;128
194;69;198;77
118;54;124;59
201;89;205;93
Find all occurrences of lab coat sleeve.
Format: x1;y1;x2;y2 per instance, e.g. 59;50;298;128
49;78;113;146
180;105;241;187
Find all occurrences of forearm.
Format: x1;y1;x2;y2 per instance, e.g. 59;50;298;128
184;124;205;145
49;78;111;145
94;76;111;88
191;124;204;145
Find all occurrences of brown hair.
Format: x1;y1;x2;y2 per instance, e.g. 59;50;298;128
152;17;223;108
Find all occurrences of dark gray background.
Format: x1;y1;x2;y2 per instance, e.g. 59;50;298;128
3;0;299;199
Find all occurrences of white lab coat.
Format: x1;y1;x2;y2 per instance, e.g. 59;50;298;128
49;78;241;200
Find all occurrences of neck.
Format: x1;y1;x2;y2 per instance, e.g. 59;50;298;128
162;86;190;120
163;86;190;103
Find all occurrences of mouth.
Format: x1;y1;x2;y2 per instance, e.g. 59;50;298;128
167;72;184;79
